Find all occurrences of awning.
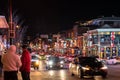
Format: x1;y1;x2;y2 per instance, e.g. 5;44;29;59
0;16;9;28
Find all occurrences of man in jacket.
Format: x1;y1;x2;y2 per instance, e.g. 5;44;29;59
20;44;31;80
1;45;22;80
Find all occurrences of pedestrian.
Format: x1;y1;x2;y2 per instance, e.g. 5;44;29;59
0;51;3;77
20;44;31;80
1;45;22;80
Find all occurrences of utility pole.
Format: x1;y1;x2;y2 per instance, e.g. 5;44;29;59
9;0;15;45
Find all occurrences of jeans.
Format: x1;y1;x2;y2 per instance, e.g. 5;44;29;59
21;71;30;80
0;67;2;77
4;71;18;80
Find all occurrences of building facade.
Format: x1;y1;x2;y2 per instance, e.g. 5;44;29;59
84;28;120;59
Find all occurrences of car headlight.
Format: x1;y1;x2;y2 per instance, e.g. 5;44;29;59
82;67;90;70
35;61;39;65
48;61;53;65
60;61;64;64
100;65;108;70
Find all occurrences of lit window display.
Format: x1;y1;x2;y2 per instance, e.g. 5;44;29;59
106;47;111;57
93;35;98;44
118;47;120;56
112;47;117;56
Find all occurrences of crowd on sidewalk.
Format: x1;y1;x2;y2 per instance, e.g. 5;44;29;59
0;44;31;80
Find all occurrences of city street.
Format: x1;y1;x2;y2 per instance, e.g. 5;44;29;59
17;61;120;80
0;61;120;80
1;0;120;80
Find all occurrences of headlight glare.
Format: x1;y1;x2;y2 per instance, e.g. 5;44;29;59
82;67;90;70
35;61;39;65
101;65;108;70
60;61;64;64
49;61;53;65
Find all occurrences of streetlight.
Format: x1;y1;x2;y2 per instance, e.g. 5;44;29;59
15;25;20;44
16;25;20;29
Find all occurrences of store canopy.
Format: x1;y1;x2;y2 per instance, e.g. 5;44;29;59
0;16;9;28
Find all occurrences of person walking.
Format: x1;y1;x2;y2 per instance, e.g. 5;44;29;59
1;45;22;80
20;44;31;80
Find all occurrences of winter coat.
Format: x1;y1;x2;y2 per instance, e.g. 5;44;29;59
1;45;22;71
20;49;31;72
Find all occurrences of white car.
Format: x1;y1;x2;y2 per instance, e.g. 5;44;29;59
106;58;120;65
106;58;117;65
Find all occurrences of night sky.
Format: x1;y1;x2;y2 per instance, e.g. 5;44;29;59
0;0;120;36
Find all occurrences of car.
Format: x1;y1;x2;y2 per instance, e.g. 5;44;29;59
69;57;108;79
106;57;120;65
46;56;66;69
31;54;40;70
106;58;117;65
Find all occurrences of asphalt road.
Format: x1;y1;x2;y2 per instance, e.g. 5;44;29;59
18;61;120;80
1;61;120;80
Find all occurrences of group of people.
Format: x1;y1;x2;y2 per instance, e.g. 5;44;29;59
1;44;31;80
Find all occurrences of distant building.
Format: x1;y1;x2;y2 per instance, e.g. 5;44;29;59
82;22;120;58
84;16;120;28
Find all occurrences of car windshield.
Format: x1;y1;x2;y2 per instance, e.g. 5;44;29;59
79;57;100;66
32;55;39;60
48;56;60;62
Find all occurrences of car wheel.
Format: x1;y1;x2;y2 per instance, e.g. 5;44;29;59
37;67;39;70
71;73;74;76
70;69;74;76
34;66;39;70
102;74;107;78
78;69;83;78
34;67;36;70
46;66;50;70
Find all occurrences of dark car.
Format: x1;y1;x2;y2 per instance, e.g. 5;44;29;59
46;56;65;69
31;54;40;70
69;57;108;79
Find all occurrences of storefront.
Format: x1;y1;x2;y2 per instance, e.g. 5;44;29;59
87;28;120;59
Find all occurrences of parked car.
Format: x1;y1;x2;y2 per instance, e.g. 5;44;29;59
69;57;108;79
46;56;66;69
31;54;40;70
106;57;120;65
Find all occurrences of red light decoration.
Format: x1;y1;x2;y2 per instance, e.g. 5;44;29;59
111;43;114;47
111;32;115;47
111;32;115;39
